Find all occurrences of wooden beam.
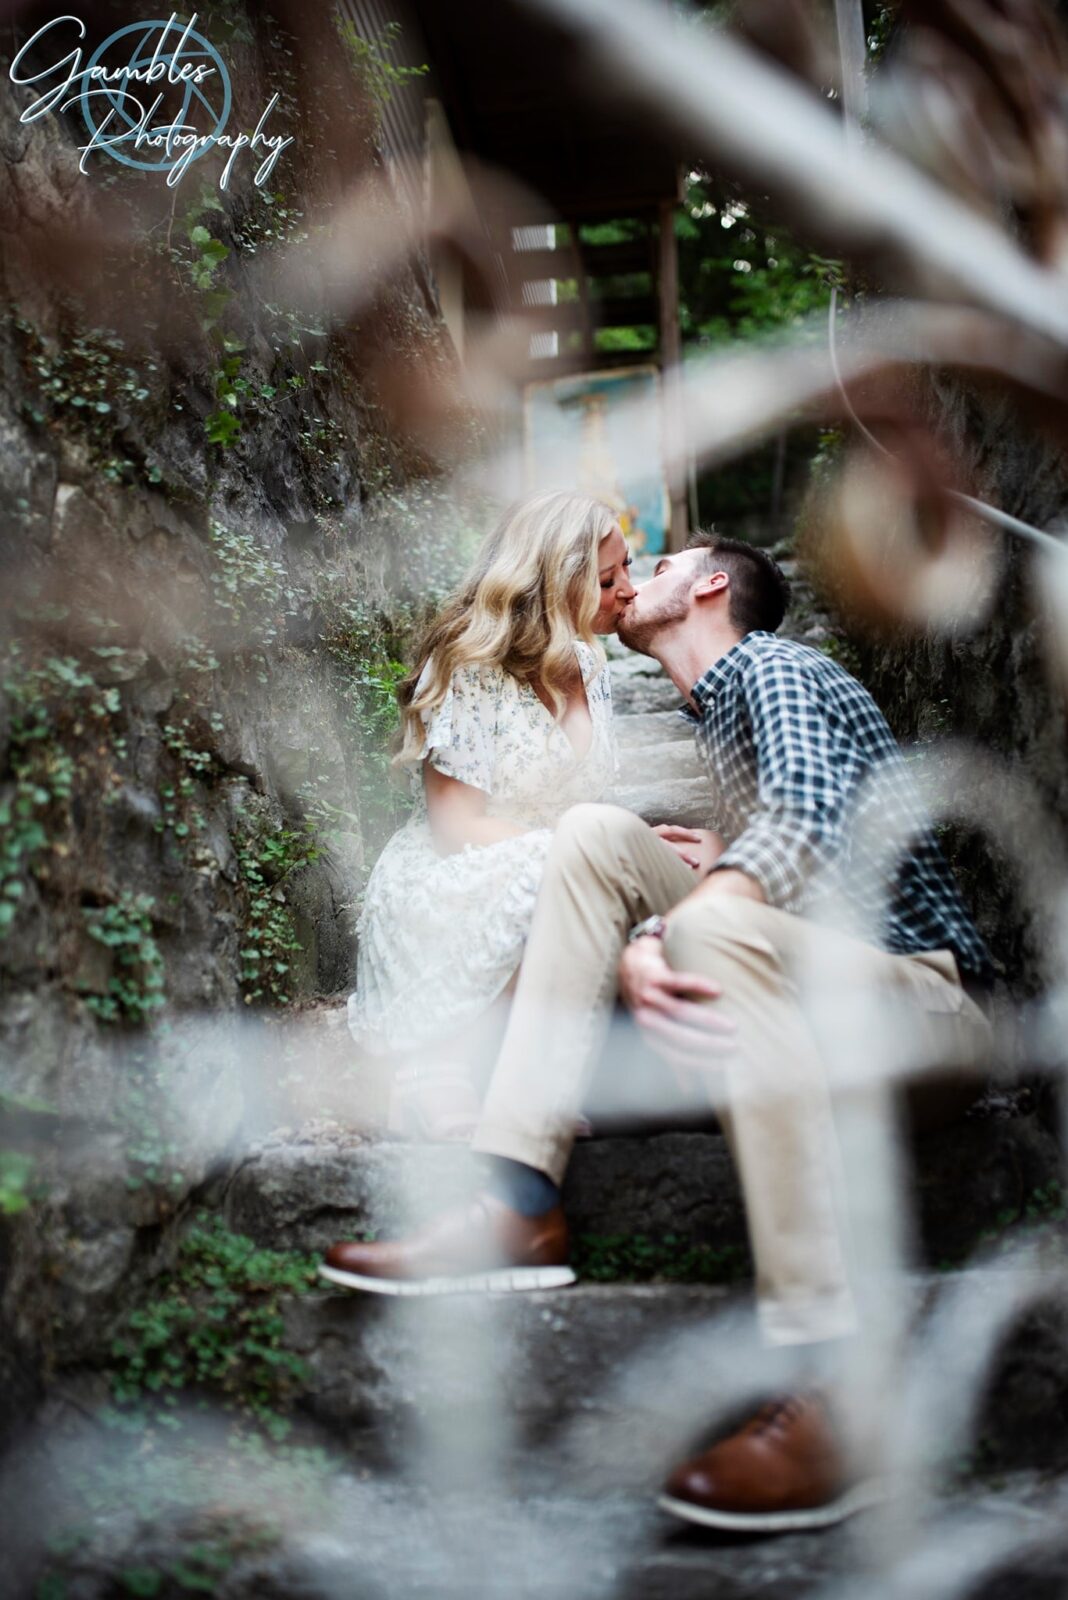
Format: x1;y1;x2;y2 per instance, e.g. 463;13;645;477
658;198;688;552
509;239;653;283
513;295;659;330
523;345;659;379
835;0;868;142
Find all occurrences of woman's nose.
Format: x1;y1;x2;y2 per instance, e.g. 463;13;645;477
619;573;637;600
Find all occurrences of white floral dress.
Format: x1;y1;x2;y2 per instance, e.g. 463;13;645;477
348;641;617;1053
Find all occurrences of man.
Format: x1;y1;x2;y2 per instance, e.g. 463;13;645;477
322;534;994;1532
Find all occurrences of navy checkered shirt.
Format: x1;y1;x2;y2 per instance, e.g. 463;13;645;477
681;632;993;983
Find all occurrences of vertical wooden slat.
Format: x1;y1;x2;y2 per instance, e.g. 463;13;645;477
835;0;868;141
658;199;688;552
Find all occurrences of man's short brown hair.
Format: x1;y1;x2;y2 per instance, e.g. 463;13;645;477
686;530;790;635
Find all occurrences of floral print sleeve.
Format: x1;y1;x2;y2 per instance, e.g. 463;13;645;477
418;661;497;793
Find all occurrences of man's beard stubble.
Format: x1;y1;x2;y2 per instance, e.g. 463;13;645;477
616;577;692;656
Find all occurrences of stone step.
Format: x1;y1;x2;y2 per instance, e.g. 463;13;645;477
16;1411;1068;1600
281;1267;1068;1494
608;659;681;715
609;776;717;827
222;1113;1061;1274
616;738;703;786
615;709;693;748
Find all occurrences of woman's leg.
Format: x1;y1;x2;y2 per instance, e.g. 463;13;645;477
388;983;518;1141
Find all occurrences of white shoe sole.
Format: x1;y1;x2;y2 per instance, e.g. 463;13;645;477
657;1479;884;1533
317;1263;577;1296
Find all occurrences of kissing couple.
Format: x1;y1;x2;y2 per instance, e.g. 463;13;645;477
334;490;994;1534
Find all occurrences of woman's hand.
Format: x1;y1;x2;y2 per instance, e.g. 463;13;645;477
652;824;726;875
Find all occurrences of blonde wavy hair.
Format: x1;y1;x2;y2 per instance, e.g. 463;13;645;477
396;491;619;767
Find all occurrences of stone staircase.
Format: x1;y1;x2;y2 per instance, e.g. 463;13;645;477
10;653;1068;1600
608;652;716;829
185;648;1068;1599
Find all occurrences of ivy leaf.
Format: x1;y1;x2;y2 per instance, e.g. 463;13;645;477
204;411;242;448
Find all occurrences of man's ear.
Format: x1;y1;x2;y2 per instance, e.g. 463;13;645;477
693;569;730;602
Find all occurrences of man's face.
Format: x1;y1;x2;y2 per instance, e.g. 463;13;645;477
617;549;706;655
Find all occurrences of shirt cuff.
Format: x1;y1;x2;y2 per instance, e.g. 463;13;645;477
711;833;804;909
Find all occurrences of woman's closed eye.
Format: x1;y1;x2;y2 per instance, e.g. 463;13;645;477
601;556;633;590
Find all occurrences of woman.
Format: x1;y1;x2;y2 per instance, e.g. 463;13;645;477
347;491;636;1138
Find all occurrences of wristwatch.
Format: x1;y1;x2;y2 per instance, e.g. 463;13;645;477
627;914;668;944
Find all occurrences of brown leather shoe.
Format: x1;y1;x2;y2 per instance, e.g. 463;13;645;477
318;1192;575;1296
660;1394;881;1532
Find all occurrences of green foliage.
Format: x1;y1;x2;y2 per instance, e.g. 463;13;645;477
573;1231;751;1284
204;409;242;448
936;1180;1068;1271
232;190;308;256
156;713;215;850
235;821;319;1005
208;519;295;658
0;1150;35;1215
170;189;230;330
162;718;215;778
14;316;160;483
0;642;122;933
81;893;166;1026
119;1073;184;1193
107;1214;317;1433
676;172;840;349
867;3;899;59
321;598;410;848
337;17;429;125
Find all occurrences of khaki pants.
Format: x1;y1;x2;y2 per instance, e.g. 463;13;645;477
471;804;993;1345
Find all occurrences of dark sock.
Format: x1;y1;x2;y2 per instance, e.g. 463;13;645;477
486;1156;561;1217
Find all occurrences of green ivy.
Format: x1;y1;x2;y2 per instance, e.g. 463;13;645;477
0;643;118;934
572;1231;751;1284
81;893;166;1026
0;1150;35;1215
235;821;319;1006
107;1215;317;1435
14;316;160;484
208;520;295;657
337;17;429;128
321;598;410;852
935;1180;1068;1271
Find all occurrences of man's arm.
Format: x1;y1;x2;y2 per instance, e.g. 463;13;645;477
619;654;849;1072
701;652;847;909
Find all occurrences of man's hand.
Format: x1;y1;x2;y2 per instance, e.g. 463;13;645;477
618;934;737;1086
653;824;725;875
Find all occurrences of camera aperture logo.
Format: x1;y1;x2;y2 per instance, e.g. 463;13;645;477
9;12;293;188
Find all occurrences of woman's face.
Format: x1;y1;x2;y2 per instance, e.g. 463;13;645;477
591;524;636;633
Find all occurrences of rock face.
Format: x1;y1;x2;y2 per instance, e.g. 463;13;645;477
0;5;464;1413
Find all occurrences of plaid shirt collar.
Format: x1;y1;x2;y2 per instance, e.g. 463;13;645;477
681;632;775;723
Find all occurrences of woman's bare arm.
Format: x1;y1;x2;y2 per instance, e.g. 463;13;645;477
424;763;527;854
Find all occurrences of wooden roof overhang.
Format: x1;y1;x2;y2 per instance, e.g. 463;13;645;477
408;0;686;385
408;0;683;222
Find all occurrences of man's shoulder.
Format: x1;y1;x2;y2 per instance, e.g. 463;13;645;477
734;633;848;684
